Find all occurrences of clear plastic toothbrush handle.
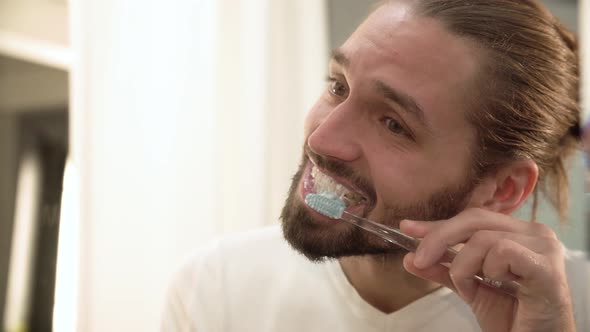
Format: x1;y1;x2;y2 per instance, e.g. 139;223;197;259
341;211;521;297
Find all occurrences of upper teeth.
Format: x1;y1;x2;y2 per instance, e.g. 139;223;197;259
311;166;364;205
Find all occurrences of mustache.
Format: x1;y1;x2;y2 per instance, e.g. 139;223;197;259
304;145;377;206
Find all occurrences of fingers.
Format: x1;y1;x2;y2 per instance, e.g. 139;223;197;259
401;208;557;269
399;219;432;238
404;249;517;332
401;207;574;329
449;236;529;302
481;239;545;282
401;208;564;289
403;252;457;292
403;225;557;302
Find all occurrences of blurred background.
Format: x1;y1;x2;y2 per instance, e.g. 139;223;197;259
0;0;586;331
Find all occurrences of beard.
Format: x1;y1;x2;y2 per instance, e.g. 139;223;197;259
280;149;478;262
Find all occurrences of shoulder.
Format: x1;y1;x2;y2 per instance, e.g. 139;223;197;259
161;225;315;331
162;225;298;330
186;225;300;271
169;225;297;288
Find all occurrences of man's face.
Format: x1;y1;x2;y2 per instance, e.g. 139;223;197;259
282;3;483;261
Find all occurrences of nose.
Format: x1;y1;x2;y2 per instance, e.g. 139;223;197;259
307;101;363;162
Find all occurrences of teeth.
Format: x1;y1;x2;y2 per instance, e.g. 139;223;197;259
311;166;318;179
311;166;365;205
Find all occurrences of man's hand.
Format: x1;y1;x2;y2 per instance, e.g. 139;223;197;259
400;208;576;332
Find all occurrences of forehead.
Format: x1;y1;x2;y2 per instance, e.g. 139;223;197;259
339;2;482;135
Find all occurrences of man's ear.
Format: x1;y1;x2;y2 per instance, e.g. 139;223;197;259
467;160;539;214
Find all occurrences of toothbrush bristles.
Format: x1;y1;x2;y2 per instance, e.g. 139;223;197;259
305;193;346;219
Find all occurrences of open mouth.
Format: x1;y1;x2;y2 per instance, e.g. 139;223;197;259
302;161;369;211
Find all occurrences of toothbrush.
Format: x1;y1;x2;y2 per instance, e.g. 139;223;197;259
305;192;521;297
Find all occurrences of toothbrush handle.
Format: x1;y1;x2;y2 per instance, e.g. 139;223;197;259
340;211;521;297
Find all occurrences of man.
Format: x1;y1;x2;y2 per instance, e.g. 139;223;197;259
162;0;589;331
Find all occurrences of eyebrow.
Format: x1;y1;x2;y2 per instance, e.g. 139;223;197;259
330;48;350;68
374;80;427;129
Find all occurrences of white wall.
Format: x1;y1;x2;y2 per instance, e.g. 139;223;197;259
68;0;327;330
71;1;220;329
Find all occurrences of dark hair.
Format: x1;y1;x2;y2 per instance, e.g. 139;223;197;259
379;0;580;221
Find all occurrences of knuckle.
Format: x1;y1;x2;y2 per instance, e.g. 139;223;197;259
469;230;494;245
457;207;482;220
490;238;514;257
543;236;563;253
465;207;485;217
530;222;557;238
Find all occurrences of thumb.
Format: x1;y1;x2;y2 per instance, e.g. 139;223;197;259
403;252;457;293
400;219;435;238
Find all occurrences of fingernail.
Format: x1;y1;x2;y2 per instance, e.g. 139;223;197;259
400;219;413;227
414;248;426;268
402;252;415;271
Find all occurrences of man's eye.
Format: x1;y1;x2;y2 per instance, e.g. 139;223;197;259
384;117;406;136
328;79;349;97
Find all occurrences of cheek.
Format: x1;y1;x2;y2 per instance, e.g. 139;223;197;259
370;153;442;203
372;149;472;207
374;168;420;203
425;137;474;182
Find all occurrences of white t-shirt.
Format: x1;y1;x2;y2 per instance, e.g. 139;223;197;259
161;226;590;332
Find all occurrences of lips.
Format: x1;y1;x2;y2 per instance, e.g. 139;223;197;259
301;160;370;213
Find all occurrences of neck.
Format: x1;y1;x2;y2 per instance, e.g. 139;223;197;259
338;254;441;314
